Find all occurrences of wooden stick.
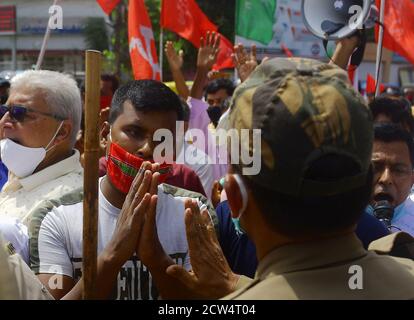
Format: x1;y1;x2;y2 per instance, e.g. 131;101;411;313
83;50;102;300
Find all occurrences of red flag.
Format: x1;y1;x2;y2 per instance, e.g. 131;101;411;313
375;0;414;64
366;73;385;95
161;0;217;47
161;0;234;70
213;35;234;71
128;0;161;81
96;0;121;15
348;67;356;85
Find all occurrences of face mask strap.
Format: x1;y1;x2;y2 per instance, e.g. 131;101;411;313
109;127;113;142
106;127;113;160
45;121;64;151
233;174;248;219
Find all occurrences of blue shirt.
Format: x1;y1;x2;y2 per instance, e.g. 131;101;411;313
366;195;414;236
216;201;257;278
0;161;8;190
217;201;390;278
356;210;390;248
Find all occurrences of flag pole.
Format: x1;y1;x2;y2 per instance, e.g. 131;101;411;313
35;0;60;70
233;4;238;83
159;27;164;81
375;0;386;97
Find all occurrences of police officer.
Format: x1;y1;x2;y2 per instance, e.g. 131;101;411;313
218;57;414;299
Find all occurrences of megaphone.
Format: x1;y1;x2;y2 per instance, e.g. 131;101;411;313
302;0;378;41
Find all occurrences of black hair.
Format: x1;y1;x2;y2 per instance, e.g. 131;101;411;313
79;82;85;94
369;97;414;133
241;154;373;237
101;74;119;94
108;80;184;124
204;79;235;99
374;122;414;167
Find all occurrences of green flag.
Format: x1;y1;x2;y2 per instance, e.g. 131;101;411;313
236;0;277;45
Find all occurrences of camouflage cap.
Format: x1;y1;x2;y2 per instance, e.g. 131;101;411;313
229;57;373;197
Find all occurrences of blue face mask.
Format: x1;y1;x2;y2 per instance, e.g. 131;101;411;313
231;174;248;236
231;217;245;236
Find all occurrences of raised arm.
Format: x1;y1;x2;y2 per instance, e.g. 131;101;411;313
165;41;190;99
232;44;258;83
190;32;221;100
330;35;360;70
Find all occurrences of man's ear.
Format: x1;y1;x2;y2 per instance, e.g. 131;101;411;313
224;174;244;219
54;121;72;144
100;121;110;150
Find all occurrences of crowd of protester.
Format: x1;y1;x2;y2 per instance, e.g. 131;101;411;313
0;32;414;300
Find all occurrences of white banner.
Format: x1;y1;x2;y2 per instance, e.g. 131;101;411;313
235;0;334;59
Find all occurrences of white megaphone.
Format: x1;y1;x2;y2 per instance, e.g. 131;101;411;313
302;0;378;41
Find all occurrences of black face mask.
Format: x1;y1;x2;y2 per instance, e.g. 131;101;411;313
207;106;222;127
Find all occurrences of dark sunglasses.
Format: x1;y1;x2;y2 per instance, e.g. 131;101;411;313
0;104;66;122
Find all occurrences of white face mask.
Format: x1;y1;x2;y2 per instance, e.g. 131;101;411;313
0;121;64;178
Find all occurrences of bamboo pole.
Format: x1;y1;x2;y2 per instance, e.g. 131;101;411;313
82;50;102;300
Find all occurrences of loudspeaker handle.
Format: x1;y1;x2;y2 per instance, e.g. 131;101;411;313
350;30;367;67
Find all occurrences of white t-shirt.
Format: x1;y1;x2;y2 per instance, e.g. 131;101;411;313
29;178;215;300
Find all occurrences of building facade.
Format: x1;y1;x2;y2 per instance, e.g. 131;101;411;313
0;0;107;77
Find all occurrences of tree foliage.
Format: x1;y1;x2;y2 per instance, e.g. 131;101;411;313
196;0;235;41
83;17;110;52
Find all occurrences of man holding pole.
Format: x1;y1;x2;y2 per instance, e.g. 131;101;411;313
29;80;218;300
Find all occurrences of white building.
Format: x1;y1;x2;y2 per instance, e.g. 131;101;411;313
0;0;107;76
